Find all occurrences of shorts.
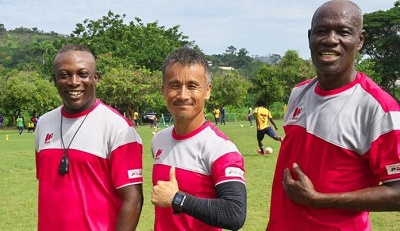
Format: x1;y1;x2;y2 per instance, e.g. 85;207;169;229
257;126;277;141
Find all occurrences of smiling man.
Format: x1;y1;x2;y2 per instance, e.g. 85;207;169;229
151;47;247;231
35;44;143;231
267;1;400;230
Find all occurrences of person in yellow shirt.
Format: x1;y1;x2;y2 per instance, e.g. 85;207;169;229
247;99;282;155
133;111;139;128
212;108;220;126
28;121;35;133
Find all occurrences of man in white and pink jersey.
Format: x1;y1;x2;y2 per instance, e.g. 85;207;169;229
151;47;246;231
35;44;143;231
267;1;400;230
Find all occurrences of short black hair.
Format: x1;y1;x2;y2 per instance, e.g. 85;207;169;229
56;44;96;58
162;47;211;85
53;44;98;79
256;99;266;107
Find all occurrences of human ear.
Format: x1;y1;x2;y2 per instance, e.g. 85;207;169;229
357;29;366;52
205;83;212;100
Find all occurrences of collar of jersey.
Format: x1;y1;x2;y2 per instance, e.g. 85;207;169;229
61;99;101;118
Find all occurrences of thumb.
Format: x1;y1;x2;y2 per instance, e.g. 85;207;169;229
292;163;304;179
169;166;177;183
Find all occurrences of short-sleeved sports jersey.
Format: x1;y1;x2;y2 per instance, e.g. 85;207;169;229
35;99;143;231
152;121;245;231
254;107;272;130
16;117;24;127
213;108;221;119
267;72;400;231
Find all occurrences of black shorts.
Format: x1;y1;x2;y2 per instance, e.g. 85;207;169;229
257;126;277;141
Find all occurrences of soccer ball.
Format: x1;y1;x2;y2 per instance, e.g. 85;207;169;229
240;124;244;127
265;147;273;154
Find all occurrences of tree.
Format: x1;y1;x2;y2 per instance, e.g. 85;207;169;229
362;3;400;98
0;27;62;76
0;70;60;124
219;46;253;69
0;23;6;35
278;50;315;101
355;55;380;84
236;48;252;69
207;69;251;111
65;11;191;72
222;45;237;67
250;50;315;106
32;40;56;65
251;64;285;106
225;46;237;55
96;67;163;120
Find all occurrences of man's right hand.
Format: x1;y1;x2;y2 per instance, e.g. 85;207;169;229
151;167;179;208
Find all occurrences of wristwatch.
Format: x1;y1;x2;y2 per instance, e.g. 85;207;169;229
172;191;186;214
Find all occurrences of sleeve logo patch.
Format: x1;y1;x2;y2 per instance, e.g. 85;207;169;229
225;167;244;179
128;169;143;179
386;163;400;175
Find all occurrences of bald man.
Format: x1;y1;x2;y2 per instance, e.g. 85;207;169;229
267;1;400;230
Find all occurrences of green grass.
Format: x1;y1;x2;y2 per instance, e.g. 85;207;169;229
0;122;399;230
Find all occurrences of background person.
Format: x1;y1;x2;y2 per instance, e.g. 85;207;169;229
133;111;139;128
247;99;282;155
247;107;253;127
212;107;220;126
30;115;38;132
16;114;24;135
267;1;400;230
35;44;143;231
150;114;158;129
220;106;226;125
27;121;35;133
0;114;4;128
151;47;246;231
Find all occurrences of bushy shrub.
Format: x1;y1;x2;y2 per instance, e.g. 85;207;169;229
269;102;286;120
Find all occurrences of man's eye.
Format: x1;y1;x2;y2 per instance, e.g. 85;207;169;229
58;73;69;79
314;29;327;35
168;84;180;89
338;30;351;36
79;72;89;78
188;85;199;90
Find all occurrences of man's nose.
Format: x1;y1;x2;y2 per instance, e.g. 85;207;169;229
323;31;339;45
68;75;81;86
178;86;190;98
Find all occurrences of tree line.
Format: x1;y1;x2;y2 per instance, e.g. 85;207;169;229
0;2;399;126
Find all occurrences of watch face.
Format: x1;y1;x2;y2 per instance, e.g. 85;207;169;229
174;193;185;204
172;192;186;214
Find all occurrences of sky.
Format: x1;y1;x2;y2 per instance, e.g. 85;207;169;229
0;0;396;59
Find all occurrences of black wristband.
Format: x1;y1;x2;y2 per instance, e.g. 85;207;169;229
172;191;186;214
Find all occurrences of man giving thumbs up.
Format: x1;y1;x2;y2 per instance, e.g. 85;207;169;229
151;47;246;231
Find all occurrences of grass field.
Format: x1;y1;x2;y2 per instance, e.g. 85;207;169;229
0;121;399;231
